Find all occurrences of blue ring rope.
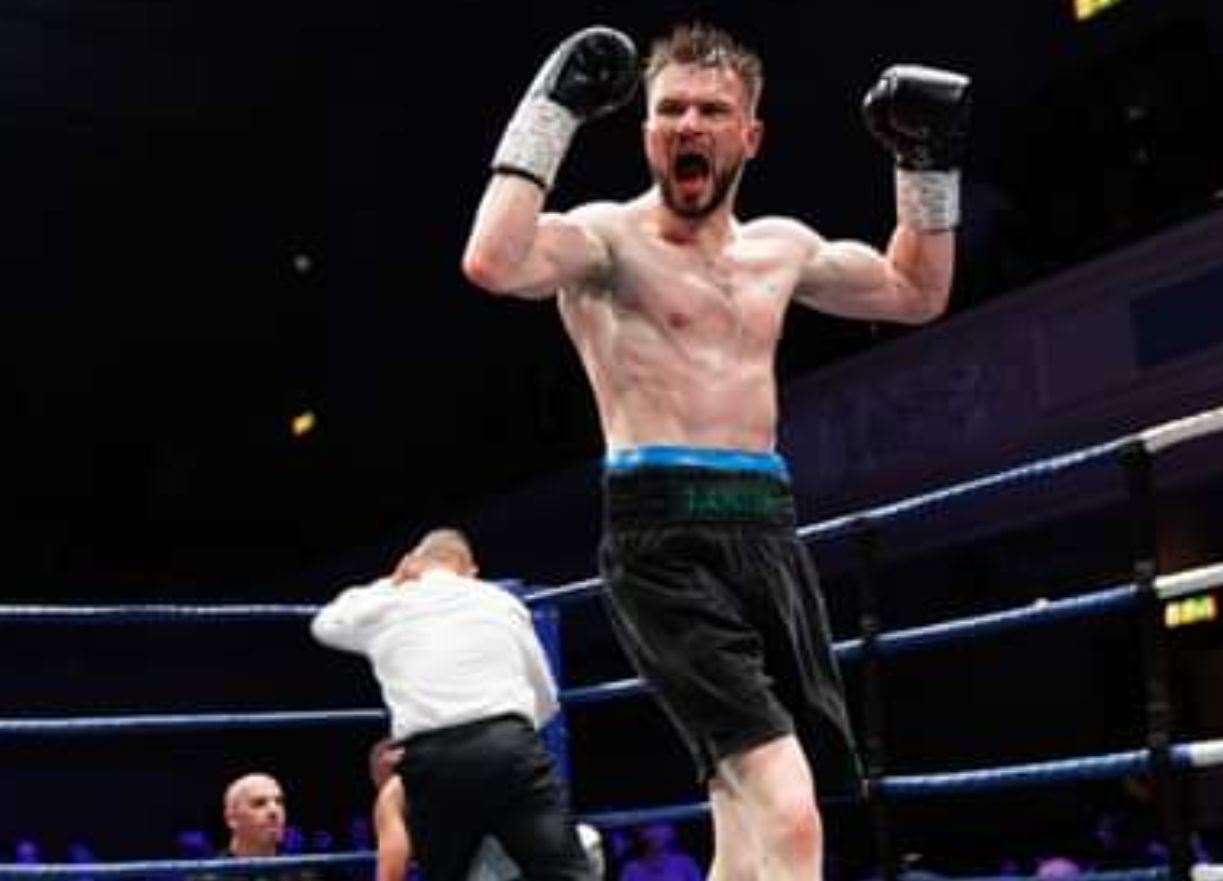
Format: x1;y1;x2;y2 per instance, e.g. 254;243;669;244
0;426;1153;625
835;583;1139;663
0;708;385;735
897;872;1171;881
0;581;1149;731
0;852;371;878
4;405;1220;623
0;575;1146;632
877;741;1211;800
0;603;320;624
0;856;1198;880
0;409;1217;879
796;436;1128;542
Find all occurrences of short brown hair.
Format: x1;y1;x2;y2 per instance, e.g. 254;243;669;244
644;23;764;111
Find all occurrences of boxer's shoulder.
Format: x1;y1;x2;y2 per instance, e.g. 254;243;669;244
738;215;823;264
555;199;630;233
740;214;817;243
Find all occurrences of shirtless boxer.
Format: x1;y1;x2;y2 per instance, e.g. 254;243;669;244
462;22;968;881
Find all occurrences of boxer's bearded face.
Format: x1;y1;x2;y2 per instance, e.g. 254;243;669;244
645;64;762;219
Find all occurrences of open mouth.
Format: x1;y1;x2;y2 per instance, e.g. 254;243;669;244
673;151;711;183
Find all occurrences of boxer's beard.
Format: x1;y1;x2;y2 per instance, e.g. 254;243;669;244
654;157;743;220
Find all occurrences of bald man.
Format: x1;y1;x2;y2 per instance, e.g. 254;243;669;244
222;773;286;858
312;528;593;881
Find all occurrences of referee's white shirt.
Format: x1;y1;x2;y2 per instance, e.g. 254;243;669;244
310;567;560;741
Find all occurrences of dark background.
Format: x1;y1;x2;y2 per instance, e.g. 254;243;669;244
2;0;1222;870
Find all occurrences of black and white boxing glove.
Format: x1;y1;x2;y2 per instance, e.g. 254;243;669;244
492;26;639;191
862;65;971;232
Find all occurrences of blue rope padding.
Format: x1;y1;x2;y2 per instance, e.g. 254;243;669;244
0;708;385;736
522;437;1128;601
878;742;1203;801
898;872;1169;881
561;584;1140;703
0;851;372;878
0;603;321;624
0;857;1184;881
797;437;1129;542
0;430;1145;623
834;584;1140;663
523;577;603;606
534;434;1133;599
575;743;1218;817
0;582;1145;733
561;677;651;706
0;593;593;621
2;724;1211;798
0;581;546;622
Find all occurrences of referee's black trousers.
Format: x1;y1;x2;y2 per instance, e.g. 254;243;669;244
398;714;592;881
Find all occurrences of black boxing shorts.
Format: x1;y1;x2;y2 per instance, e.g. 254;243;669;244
598;446;862;796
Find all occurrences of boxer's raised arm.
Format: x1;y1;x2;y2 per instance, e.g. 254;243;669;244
462;27;637;300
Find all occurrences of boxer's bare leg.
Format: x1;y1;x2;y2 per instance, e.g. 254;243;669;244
714;735;822;881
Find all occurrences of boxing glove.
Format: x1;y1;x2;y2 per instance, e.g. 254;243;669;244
863;65;970;231
492;27;639;190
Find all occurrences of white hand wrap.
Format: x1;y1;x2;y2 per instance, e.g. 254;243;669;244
491;95;580;191
895;168;960;232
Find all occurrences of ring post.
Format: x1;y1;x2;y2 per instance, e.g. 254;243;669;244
854;517;897;881
534;601;573;783
1119;440;1190;881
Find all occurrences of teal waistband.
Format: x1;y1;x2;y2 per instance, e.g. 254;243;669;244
604;445;790;481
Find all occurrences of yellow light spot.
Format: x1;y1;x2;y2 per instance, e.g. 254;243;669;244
1164;594;1217;629
1074;0;1124;22
291;410;317;438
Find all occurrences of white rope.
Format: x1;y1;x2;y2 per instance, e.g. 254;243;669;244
1141;405;1223;454
1156;562;1223;600
1186;740;1223;770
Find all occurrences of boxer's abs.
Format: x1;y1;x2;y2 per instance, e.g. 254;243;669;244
577;314;781;452
559;211;797;454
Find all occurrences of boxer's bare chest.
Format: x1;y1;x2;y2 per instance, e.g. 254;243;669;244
608;224;798;354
